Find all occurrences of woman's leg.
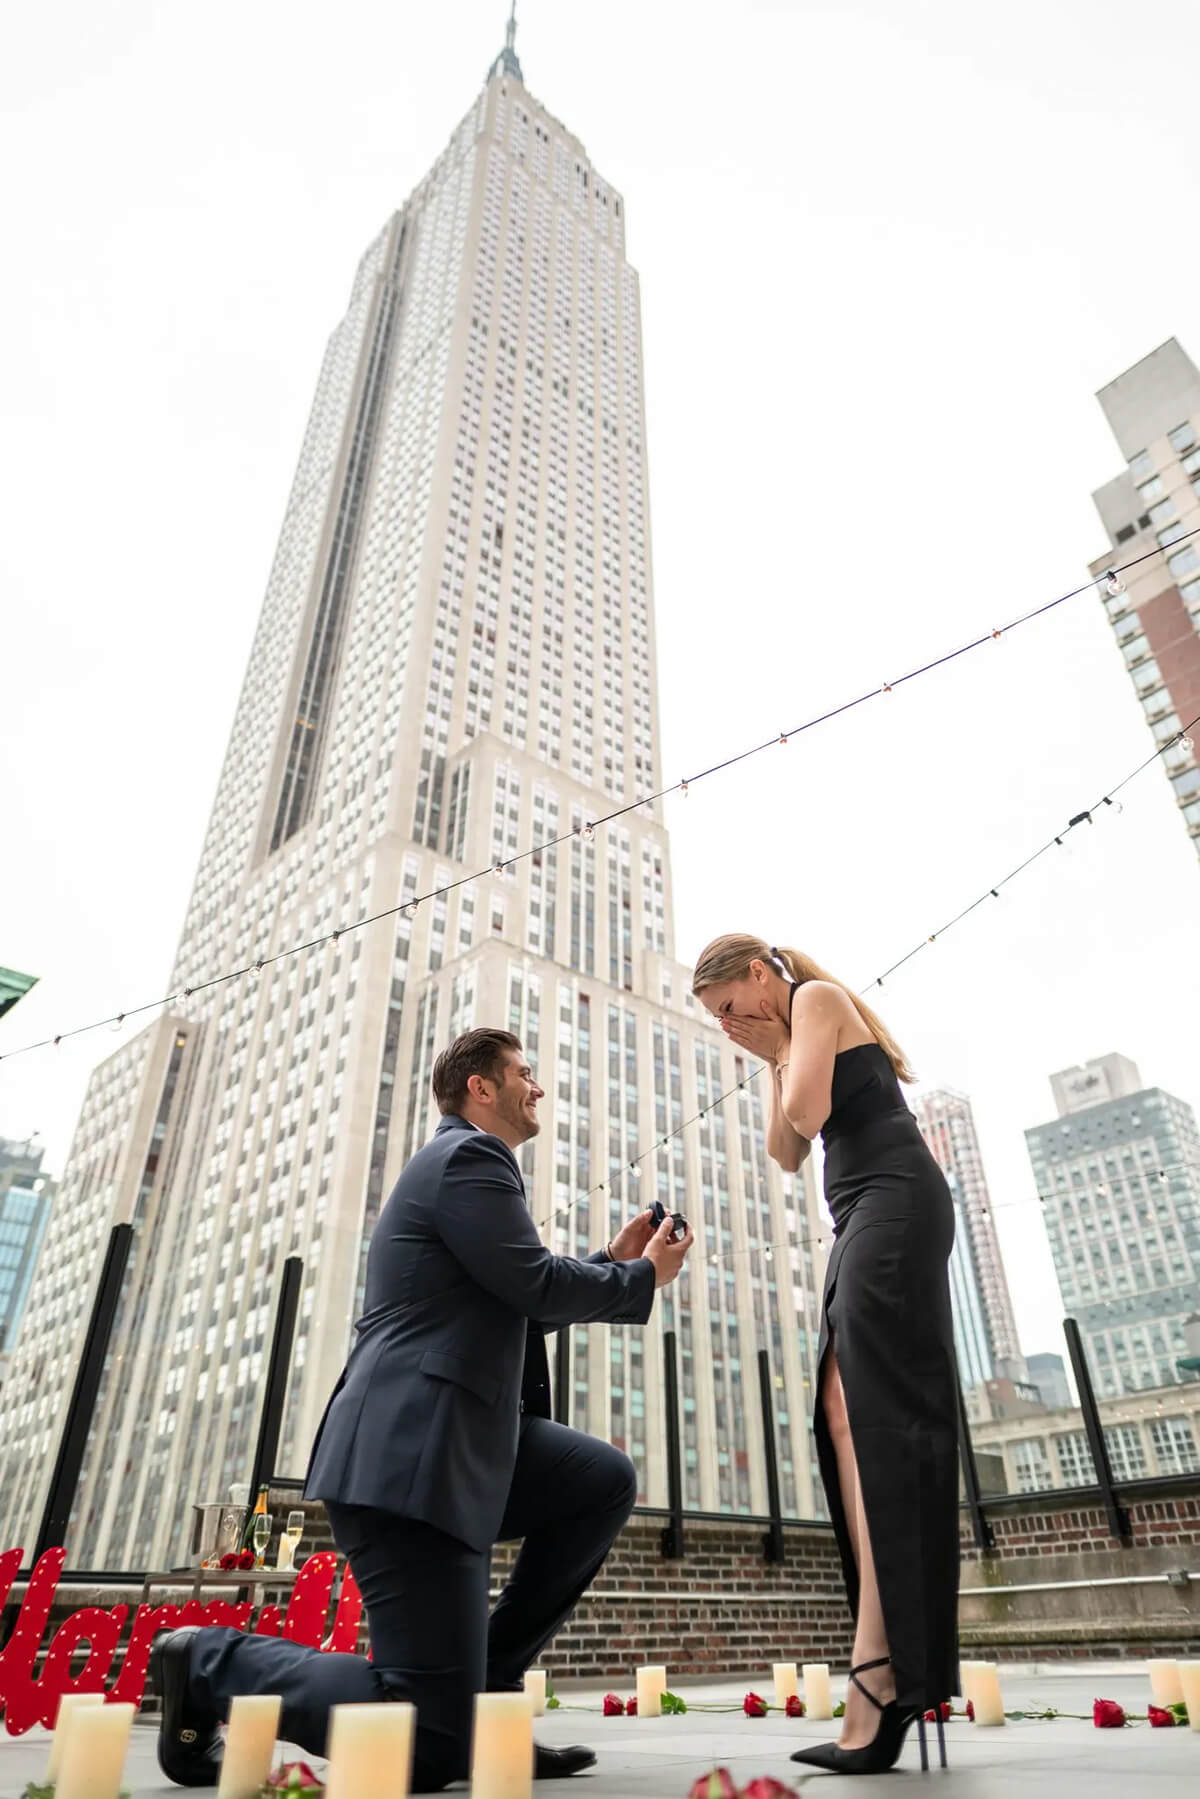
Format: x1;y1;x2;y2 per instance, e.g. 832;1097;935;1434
822;1350;896;1748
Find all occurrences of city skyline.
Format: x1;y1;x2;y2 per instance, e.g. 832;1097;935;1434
0;17;827;1564
1025;1053;1200;1400
5;0;1200;1373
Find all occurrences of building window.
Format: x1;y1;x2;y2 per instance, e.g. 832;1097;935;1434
1138;476;1165;504
1168;422;1197;454
1149;1416;1199;1474
1053;1430;1097;1486
1102;1423;1147;1481
1010;1437;1053;1493
1128;450;1155;481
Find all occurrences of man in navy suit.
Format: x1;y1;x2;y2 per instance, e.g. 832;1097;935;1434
152;1027;692;1791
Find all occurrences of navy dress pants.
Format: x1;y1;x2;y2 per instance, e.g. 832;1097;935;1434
188;1419;636;1792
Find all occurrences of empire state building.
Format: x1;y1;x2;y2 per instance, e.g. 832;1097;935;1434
0;15;825;1567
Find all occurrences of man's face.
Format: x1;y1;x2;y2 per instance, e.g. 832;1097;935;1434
490;1048;544;1143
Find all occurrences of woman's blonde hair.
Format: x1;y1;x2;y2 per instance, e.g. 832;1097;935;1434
691;932;916;1084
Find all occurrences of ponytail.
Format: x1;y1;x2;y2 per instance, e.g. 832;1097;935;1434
692;932;916;1084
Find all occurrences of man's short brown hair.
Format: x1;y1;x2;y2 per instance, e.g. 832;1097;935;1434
432;1028;523;1114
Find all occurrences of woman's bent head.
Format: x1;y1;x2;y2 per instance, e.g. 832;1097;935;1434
690;933;916;1083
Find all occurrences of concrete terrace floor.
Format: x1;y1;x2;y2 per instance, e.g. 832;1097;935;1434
2;1668;1197;1796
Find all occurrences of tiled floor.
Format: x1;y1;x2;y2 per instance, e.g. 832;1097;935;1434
2;1669;1196;1795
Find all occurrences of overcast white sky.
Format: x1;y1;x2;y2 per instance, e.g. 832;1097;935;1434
3;0;1199;1364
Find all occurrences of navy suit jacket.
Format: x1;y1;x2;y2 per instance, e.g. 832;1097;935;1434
305;1112;656;1550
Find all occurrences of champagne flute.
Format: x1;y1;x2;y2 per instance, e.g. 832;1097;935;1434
278;1509;305;1571
253;1512;273;1567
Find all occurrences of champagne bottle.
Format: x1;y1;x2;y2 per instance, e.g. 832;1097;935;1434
241;1484;269;1552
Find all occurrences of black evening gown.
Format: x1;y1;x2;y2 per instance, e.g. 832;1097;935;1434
811;1029;961;1710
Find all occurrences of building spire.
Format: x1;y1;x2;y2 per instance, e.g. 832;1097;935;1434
488;1;524;83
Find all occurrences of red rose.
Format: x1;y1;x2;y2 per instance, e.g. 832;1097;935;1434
238;1548;256;1570
965;1700;975;1721
1147;1705;1175;1729
742;1692;768;1718
923;1702;951;1722
785;1695;805;1718
1092;1699;1126;1729
626;1698;637;1715
219;1553;238;1570
263;1761;325;1796
738;1781;799;1799
603;1694;624;1717
686;1771;738;1799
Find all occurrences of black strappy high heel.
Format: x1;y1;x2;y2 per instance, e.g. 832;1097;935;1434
790;1657;944;1775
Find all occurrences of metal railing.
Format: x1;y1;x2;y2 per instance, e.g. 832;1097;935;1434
7;1224;1195;1596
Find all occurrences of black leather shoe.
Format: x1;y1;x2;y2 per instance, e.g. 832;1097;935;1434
534;1741;597;1778
149;1626;224;1787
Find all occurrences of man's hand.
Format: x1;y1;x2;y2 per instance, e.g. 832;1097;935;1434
607;1208;657;1262
643;1214;694;1289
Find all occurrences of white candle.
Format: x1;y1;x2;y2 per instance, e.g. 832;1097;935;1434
217;1694;282;1799
523;1668;547;1716
46;1691;105;1781
1148;1659;1184;1707
55;1701;135;1799
773;1663;799;1707
959;1660;987;1708
324;1701;416;1799
635;1665;668;1718
967;1662;1006;1726
471;1692;534;1799
1178;1661;1200;1732
802;1663;833;1721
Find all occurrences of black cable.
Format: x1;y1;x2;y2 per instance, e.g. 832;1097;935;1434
1;530;1194;1066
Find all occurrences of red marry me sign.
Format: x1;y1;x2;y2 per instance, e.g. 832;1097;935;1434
0;1546;363;1734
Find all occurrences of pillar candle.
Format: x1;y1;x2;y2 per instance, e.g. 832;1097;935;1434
46;1692;105;1781
1148;1659;1184;1707
55;1701;135;1799
324;1701;416;1799
959;1661;988;1708
968;1662;1006;1726
635;1665;668;1718
802;1664;833;1721
773;1663;799;1708
217;1694;282;1799
524;1668;547;1716
471;1692;535;1799
1178;1661;1200;1732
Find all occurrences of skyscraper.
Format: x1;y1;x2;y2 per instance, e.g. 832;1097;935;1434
1089;338;1200;857
914;1089;1025;1388
0;1138;53;1359
0;20;825;1566
1026;1055;1200;1397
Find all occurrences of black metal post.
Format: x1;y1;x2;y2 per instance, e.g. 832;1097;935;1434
33;1224;134;1564
757;1349;786;1564
956;1377;995;1552
1063;1316;1131;1542
554;1327;570;1423
248;1257;303;1500
660;1328;685;1558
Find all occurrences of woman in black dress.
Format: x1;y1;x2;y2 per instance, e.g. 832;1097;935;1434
692;934;960;1776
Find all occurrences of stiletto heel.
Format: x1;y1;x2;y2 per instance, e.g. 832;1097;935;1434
917;1712;929;1771
935;1706;948;1768
790;1657;920;1775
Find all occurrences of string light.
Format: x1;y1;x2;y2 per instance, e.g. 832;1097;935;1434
3;527;1197;1068
1104;570;1126;598
537;708;1200;1233
579;823;595;842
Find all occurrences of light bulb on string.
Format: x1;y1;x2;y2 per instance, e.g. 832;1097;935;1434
402;901;418;921
580;823;595;842
679;779;689;798
1180;732;1195;756
1103;569;1126;598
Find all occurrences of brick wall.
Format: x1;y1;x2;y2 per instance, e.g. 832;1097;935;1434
957;1482;1200;1660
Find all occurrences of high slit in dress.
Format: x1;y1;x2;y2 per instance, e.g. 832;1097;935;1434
808;1019;961;1710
